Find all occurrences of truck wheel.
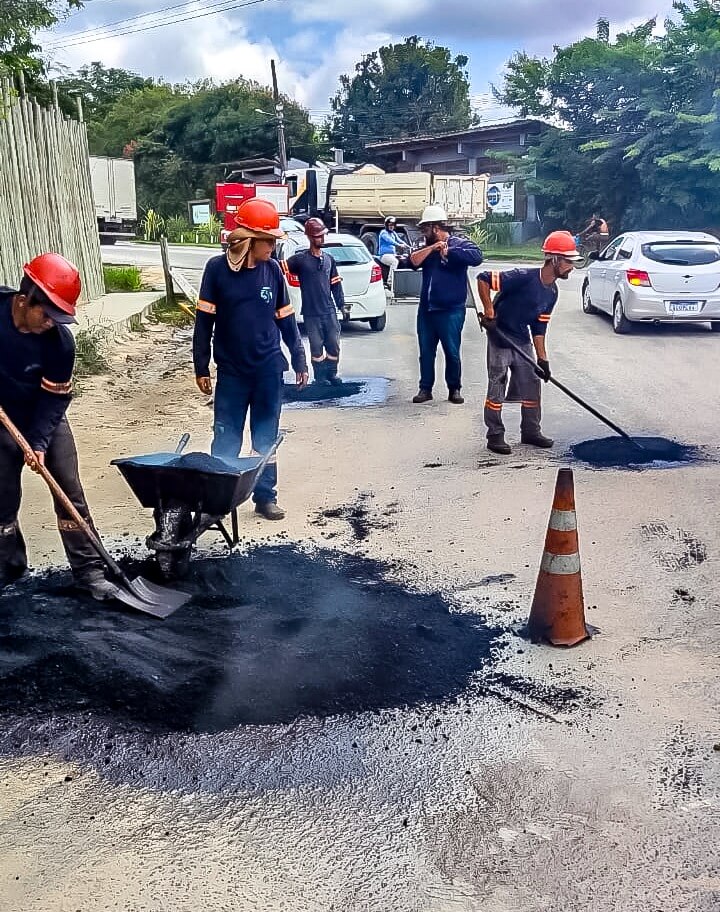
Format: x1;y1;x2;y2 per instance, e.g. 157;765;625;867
369;313;387;332
360;232;378;256
99;236;117;245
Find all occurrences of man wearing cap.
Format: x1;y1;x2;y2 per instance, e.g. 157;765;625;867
377;216;409;294
194;198;309;521
409;205;483;405
0;254;117;599
283;217;346;386
477;231;581;455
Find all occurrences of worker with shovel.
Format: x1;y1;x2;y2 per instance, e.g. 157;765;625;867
284;217;347;385
0;254;118;599
194;198;309;521
477;231;582;455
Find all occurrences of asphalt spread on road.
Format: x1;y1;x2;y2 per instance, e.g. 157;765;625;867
570;436;698;468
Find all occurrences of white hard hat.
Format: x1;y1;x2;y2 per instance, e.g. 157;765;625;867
418;204;448;226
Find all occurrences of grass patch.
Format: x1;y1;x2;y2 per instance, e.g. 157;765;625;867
74;322;112;379
104;265;143;293
482;243;545;262
148;296;195;328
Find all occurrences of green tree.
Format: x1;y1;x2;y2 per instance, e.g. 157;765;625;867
56;62;152;121
329;36;472;159
0;1;82;78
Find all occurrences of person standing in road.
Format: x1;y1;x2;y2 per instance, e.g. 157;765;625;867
283;218;346;386
0;254;117;599
579;212;609;253
477;231;581;455
377;216;409;294
409;205;483;405
193;198;309;521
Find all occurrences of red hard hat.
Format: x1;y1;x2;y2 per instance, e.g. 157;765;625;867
23;253;81;319
304;217;327;238
542;230;582;260
234;198;285;237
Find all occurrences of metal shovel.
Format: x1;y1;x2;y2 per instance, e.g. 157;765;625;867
0;407;191;618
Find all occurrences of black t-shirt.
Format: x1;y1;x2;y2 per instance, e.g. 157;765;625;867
193;256;306;377
478;269;558;346
285;249;344;316
0;287;75;450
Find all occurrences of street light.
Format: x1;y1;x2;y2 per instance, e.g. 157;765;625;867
253;102;288;173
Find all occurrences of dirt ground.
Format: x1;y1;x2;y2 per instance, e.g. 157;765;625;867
5;299;720;911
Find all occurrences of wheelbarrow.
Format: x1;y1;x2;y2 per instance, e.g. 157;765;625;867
112;434;283;579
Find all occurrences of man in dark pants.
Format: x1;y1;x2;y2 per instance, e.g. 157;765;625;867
194;198;308;521
409;205;483;405
477;231;581;455
0;253;117;599
284;217;346;385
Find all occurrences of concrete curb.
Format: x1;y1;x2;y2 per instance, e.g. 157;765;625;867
73;291;166;337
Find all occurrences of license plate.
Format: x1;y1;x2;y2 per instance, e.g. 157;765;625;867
665;300;703;314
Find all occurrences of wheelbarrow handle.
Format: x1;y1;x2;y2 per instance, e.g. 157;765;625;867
255;433;285;476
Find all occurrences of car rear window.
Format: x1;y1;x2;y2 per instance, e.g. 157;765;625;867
641;242;720;266
323;243;372;266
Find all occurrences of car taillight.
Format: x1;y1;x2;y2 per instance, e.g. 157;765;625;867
370;264;383;283
626;269;651;287
286;273;301;287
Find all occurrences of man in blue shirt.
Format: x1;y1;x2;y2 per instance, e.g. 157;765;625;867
377;216;409;293
0;254;117;599
284;218;345;385
194;198;308;521
477;231;581;454
409;205;483;405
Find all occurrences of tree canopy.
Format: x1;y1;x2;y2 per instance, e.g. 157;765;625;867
329;36;472;160
0;0;81;77
499;0;720;232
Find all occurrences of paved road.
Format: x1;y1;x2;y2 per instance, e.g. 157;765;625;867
101;240;218;271
2;265;719;911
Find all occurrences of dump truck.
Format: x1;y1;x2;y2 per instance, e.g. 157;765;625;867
89;156;137;244
326;170;490;254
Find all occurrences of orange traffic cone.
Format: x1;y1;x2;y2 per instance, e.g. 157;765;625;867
527;468;592;647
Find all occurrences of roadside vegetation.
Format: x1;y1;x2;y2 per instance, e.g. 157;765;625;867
73;323;111;379
103;265;143;293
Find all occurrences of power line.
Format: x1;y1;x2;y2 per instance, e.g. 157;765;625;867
49;0;280;49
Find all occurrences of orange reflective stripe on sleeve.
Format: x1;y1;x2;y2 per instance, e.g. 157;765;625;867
197;299;217;315
41;377;72;395
491;271;501;292
330;275;343;284
538;314;551;322
275;304;295;319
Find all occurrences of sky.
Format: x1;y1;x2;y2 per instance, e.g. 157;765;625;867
42;0;677;122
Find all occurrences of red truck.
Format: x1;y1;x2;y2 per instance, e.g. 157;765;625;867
216;181;290;247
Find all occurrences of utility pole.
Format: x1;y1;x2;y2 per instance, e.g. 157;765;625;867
270;59;288;175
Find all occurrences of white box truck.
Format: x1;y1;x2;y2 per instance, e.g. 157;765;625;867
89;156;137;244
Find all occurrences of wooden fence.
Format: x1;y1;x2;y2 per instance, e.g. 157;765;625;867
0;76;104;303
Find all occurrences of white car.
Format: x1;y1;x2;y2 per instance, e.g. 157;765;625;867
581;230;720;334
276;232;387;331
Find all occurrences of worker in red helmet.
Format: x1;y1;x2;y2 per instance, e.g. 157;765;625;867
194;198;308;521
0;254;117;599
282;217;346;385
477;231;582;455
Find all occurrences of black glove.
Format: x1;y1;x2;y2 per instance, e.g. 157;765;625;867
535;358;551;382
479;314;497;331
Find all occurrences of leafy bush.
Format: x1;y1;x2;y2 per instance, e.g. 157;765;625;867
140;208;165;241
470;213;516;248
195;215;223;245
165;214;192;243
103;265;142;293
148;296;195;328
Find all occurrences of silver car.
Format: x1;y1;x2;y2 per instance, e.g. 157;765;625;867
581;231;720;333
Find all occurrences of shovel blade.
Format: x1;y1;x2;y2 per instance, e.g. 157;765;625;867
115;575;191;619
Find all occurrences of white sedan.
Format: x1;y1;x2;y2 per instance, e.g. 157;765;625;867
581;230;720;333
276;232;387;332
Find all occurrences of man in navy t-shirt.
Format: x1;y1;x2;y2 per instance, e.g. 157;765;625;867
284;218;345;385
477;231;581;455
193;199;308;521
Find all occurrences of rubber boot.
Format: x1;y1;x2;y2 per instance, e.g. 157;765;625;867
0;522;28;587
74;567;119;601
487;435;512;455
312;360;330;386
326;359;343;386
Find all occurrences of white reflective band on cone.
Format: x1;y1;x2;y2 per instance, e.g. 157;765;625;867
540;551;581;575
548;509;577;532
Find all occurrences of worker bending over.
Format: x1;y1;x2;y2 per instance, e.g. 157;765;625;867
284;217;346;385
0;254;117;599
194;199;308;521
477;231;581;455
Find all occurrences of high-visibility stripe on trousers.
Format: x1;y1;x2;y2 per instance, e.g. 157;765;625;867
484;333;542;439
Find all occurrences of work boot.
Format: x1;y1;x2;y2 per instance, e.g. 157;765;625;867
521;432;554;449
412;389;433;404
487;435;512;455
312;361;330;386
326;362;343;386
74;567;119;602
448;389;464;405
0;522;28;588
255;502;286;521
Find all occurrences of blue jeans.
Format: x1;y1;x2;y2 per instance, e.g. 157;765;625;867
417;306;466;392
212;371;283;505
